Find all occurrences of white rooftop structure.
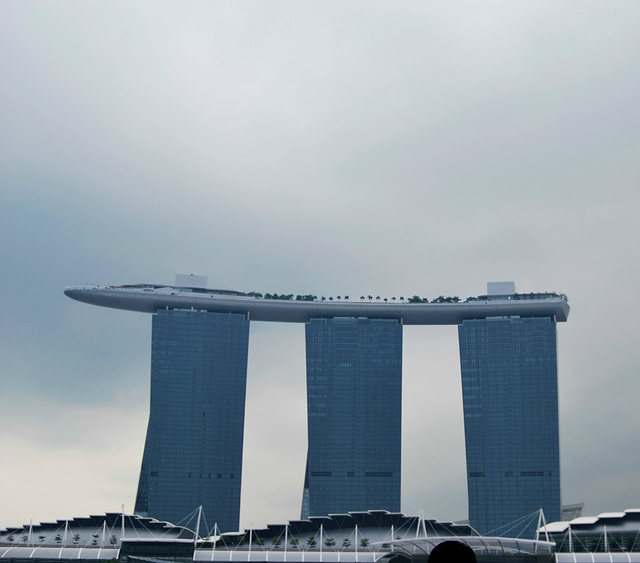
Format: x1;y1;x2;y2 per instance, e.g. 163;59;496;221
487;281;516;296
64;282;570;324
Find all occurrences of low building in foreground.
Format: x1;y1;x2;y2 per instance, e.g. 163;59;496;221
540;508;640;562
0;512;193;561
1;511;555;563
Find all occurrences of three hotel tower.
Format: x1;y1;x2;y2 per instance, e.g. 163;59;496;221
66;279;568;536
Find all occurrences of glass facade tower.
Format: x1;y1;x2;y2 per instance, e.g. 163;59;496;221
302;318;402;518
134;309;250;533
458;316;561;536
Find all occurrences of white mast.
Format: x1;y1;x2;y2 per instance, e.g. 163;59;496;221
355;524;358;563
284;525;288;561
63;519;69;546
194;506;203;548
210;523;219;562
416;512;426;538
535;509;550;546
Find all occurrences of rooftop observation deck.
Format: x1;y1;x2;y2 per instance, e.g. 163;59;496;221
64;285;570;325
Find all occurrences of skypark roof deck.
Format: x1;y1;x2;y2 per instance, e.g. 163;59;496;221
64;284;570;324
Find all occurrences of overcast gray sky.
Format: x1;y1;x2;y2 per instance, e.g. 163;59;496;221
1;1;639;533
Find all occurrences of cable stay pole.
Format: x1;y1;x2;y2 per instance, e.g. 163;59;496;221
210;522;219;562
194;506;203;548
355;524;358;563
391;525;394;552
284;525;288;562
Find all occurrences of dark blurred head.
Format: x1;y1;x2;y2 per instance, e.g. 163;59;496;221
427;540;477;563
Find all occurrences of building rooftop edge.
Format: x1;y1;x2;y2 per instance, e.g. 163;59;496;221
64;284;570;324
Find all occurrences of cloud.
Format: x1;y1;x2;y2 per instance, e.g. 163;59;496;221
1;0;640;531
0;397;147;528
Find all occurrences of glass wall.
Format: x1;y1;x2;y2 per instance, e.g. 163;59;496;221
135;309;250;532
459;317;561;536
303;318;402;517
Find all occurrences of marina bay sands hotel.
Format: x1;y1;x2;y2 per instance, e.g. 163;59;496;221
65;277;569;536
